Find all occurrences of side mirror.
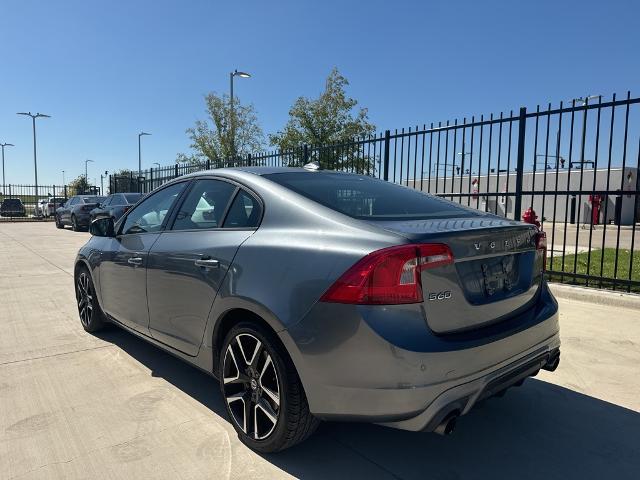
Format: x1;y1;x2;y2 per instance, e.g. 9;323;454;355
90;217;115;237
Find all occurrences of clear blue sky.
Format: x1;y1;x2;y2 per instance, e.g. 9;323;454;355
0;0;638;185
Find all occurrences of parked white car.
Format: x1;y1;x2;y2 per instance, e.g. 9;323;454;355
35;199;49;217
36;197;67;217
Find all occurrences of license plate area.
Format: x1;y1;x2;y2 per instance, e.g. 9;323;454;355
481;255;518;297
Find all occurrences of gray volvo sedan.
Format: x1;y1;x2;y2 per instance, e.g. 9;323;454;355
75;166;560;452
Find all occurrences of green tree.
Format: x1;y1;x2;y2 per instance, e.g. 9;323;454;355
68;175;93;196
269;68;376;172
177;92;265;167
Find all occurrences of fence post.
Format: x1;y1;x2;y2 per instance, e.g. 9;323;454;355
206;159;211;170
383;130;391;181
513;107;527;220
303;144;309;164
64;185;67;199
247;153;252;166
174;164;179;178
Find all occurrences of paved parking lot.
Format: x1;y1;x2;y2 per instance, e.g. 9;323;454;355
1;222;639;479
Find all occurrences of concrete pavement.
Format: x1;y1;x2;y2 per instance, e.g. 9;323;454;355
1;222;639;479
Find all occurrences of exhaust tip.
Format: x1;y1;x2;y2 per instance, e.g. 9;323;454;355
434;413;458;436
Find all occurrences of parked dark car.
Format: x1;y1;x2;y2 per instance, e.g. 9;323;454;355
89;193;143;223
75;167;560;453
55;195;106;231
0;198;26;217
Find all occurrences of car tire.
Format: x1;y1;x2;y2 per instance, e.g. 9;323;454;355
75;266;106;333
55;215;64;229
220;322;320;453
71;215;79;231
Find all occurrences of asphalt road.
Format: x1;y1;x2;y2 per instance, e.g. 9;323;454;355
1;222;639;479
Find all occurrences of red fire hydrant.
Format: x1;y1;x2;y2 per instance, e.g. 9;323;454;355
522;207;541;229
589;194;601;226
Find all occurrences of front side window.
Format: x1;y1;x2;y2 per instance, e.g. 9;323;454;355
121;182;186;235
171;179;236;231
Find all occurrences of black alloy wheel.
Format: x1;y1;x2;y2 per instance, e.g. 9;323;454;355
220;323;319;452
75;268;105;332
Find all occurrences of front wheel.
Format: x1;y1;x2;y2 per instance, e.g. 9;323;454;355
220;322;319;453
71;215;79;231
55;215;63;229
75;267;105;333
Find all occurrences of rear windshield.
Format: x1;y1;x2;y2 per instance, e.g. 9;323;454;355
264;172;478;220
2;199;22;205
82;196;106;203
124;193;142;203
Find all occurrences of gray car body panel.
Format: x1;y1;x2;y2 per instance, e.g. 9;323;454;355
75;167;560;430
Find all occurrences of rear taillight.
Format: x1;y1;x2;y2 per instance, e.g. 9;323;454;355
320;244;454;305
536;231;547;271
47;203;53;207
123;206;131;212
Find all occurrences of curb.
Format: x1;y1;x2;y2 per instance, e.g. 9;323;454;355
548;282;640;310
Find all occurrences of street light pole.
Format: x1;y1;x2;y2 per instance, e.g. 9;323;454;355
62;170;66;185
0;142;14;195
138;131;151;177
85;159;94;192
17;112;50;211
229;69;251;162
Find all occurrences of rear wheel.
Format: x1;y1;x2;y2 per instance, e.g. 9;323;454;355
75;267;105;333
220;322;319;452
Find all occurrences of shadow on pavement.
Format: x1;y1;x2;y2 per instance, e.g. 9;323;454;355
97;328;640;480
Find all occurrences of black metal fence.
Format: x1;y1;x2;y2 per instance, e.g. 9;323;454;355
0;184;72;221
107;92;638;293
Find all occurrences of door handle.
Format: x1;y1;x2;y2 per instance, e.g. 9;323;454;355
194;258;219;268
128;257;143;266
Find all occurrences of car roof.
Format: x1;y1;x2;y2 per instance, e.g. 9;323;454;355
180;166;361;179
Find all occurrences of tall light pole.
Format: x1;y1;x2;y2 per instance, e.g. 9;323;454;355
17;112;50;208
101;170;108;195
85;159;94;191
1;142;14;195
229;69;251;161
138;131;151;177
153;162;160;169
62;170;66;185
456;142;472;175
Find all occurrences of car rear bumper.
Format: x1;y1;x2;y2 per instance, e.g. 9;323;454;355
74;213;92;226
280;280;560;431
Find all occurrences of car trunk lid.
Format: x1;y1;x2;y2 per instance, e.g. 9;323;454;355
369;217;543;334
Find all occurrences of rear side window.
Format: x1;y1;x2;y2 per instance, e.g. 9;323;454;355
223;190;261;228
124;193;142;204
171;179;236;231
264;172;478;220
